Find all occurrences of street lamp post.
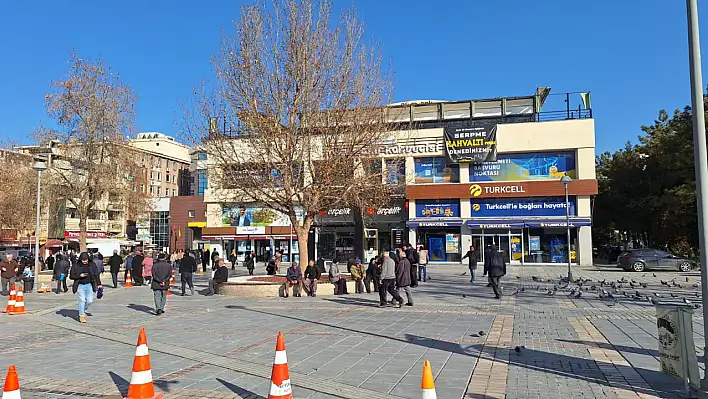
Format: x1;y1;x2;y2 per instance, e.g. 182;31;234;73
32;161;48;293
560;175;573;282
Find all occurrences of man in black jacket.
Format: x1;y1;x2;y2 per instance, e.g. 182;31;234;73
483;245;506;299
405;244;419;288
303;259;321;297
207;258;228;296
71;252;97;323
53;254;70;294
179;251;197;296
461;246;478;283
151;253;172;315
132;250;144;286
108;250;123;288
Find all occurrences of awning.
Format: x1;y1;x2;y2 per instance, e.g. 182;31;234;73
467;220;526;229
524;218;592;228
406;219;464;227
44;239;64;247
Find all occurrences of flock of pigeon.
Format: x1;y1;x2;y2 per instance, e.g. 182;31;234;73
508;273;703;308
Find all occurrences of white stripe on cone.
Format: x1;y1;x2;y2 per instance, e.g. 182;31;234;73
269;379;292;396
273;350;288;365
13;301;23;307
422;388;437;399
135;344;149;357
129;369;154;386
2;390;21;399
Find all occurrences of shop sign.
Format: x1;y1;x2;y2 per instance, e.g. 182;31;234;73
236;226;266;235
377;142;443;156
470;151;576;182
323;208;351;216
409;221;464;227
366;206;403;216
524;218;592;227
64;231;107;239
415;199;460;218
222;204;298;227
469;183;526;197
467;221;526;229
444;124;497;164
470;197;576;217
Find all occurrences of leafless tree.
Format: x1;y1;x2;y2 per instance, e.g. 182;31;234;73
0;148;39;236
37;52;152;251
183;0;401;269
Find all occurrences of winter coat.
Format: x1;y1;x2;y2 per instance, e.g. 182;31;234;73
108;254;123;274
0;260;19;279
483;249;506;278
367;260;381;280
286;266;302;282
125;254;134;271
213;265;229;283
418;250;429;265
151;260;172;291
142;257;153;277
180;255;197;274
406;247;418;265
462;250;478;269
396;257;412;287
351;264;365;279
381;257;396;280
132;255;144;275
304;265;321;280
53;257;70;280
329;263;341;282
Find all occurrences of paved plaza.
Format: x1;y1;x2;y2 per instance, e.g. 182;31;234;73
0;263;705;398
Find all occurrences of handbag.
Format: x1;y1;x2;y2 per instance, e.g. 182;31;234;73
59;273;66;281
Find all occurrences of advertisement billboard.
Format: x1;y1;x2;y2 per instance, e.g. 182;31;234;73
470;197;576;217
416;199;460;218
444;124;497;164
414;157;459;183
469;151;576;182
222;205;303;227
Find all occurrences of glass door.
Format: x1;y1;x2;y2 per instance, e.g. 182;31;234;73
497;234;510;264
510;234;523;264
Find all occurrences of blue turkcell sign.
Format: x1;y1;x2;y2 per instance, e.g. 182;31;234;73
470;197;576;217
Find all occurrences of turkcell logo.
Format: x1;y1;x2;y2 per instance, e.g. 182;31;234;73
470;197;575;217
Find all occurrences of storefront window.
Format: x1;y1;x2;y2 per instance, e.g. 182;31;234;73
416;199;460;218
414;157;459;183
418;228;461;262
525;227;578;264
385;159;406;185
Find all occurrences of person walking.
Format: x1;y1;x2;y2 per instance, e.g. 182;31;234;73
124;251;134;283
71;252;98;323
405;244;419;288
303;259;320;297
418;246;429;282
379;252;403;308
0;254;19;296
108;250;123;288
461;246;479;283
46;252;55;271
396;248;414;306
53;253;70;294
244;251;255;275
179;250;197;296
483;244;506;299
132;250;144;285
351;260;366;294
151;253;172;315
201;248;209;273
230;249;237;270
142;254;154;286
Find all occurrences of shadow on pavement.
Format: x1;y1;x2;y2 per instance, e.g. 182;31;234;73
217;377;266;399
55;308;78;319
108;371;129;397
321;296;380;307
128;303;153;314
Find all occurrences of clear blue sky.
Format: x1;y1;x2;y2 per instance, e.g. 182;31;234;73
0;0;703;153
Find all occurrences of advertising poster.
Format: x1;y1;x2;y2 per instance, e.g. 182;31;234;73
416;200;461;218
428;237;444;261
511;236;522;261
444;124;497;164
413;157;459;183
656;306;701;389
470;197;576;217
469;152;576;182
550;237;565;263
385;159;406;185
445;234;460;254
222;205;304;227
529;236;541;251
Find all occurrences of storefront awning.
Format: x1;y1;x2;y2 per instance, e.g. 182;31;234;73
523;218;592;227
467;220;526;229
466;218;592;228
406;219;464;227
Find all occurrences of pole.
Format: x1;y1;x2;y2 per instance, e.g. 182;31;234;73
33;169;42;293
565;183;572;282
290;223;293;267
687;0;708;390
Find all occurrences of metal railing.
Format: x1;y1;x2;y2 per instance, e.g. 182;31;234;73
535;92;592;121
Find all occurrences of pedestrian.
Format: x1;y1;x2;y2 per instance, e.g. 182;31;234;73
70;252;98;323
396;248;413;306
365;257;381;293
266;256;277;275
206;258;229;296
53;253;70;294
21;264;34;292
244;251;255;275
0;254;19;296
283;263;303;297
211;249;220;269
405;244;419;288
483;244;506;299
108;250;123;288
303;259;320;297
132;250;144;285
378;252;403;308
230;248;237;270
151;253;172;315
328;262;347;295
142;253;154;286
179;250;197;296
418;246;429;282
351;259;366;294
274;251;282;274
124;251;134;282
461;246;478;283
201;248;209;273
46;252;55;271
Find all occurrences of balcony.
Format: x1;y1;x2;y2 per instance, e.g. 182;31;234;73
65;218;105;231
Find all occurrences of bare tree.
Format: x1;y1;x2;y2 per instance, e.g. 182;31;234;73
183;0;399;269
37;52;151;251
0;149;39;236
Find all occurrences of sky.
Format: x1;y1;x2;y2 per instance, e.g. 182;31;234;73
0;0;703;154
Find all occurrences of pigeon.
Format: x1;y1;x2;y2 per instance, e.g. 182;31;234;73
683;298;692;305
629;282;636;288
520;286;525;292
660;280;668;286
671;293;679;298
536;285;541;291
642;273;647;277
461;272;467;276
693;283;700;288
590;285;597;291
516;276;521;279
479;331;485;336
653;273;657;277
532;276;539;282
654;292;662;297
462;294;466;298
623;291;629;297
695;292;701;297
574;291;582;299
651;298;659;305
676;284;682;289
686;277;690;282
640;283;648;289
514;345;525;354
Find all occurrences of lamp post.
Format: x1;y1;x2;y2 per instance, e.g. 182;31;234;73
32;161;48;293
560;175;572;282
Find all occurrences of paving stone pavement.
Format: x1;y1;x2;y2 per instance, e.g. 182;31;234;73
0;264;706;398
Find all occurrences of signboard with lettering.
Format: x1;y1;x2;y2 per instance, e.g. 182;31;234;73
64;231;107;239
444;124;497;164
470;197;576;217
415;199;460;218
469;152;576;182
405;180;599;200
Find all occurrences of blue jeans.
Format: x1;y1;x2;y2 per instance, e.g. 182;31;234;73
418;265;428;282
470;268;477;282
77;283;94;315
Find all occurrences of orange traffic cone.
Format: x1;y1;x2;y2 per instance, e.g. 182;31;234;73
421;360;437;399
125;270;133;287
10;285;26;315
125;328;163;399
268;332;292;399
2;365;21;399
2;284;16;313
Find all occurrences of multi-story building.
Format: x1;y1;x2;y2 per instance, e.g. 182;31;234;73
200;88;598;266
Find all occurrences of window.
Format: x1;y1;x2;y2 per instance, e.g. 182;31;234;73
197;170;208;196
157;172;161;182
141;184;145;193
385;159;405;185
173;175;177;184
172;189;176;196
414;157;459;183
167;160;171;169
150;171;154;180
108;211;121;221
164;188;169;197
149;211;170;251
188;210;196;218
149;185;154;195
198;152;208;160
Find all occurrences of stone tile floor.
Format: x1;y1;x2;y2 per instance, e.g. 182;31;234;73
0;263;705;398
